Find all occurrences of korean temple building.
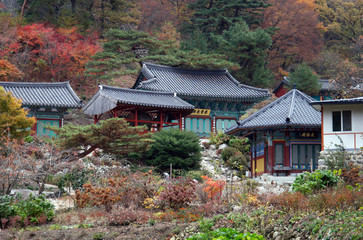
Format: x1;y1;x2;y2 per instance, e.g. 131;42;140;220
273;76;334;100
0;81;82;137
226;88;322;176
130;62;271;137
83;86;194;130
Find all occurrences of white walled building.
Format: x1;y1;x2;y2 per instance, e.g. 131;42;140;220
311;97;363;151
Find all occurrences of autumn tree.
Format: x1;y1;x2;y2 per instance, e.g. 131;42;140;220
55;118;152;159
0;87;36;140
316;0;362;62
330;60;363;98
1;23;100;94
262;0;324;73
0;134;32;195
289;63;321;96
0;59;23;81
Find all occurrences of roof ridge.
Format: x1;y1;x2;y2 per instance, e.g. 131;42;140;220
286;90;297;123
225;71;270;93
0;81;70;87
142;61;227;74
101;85;176;96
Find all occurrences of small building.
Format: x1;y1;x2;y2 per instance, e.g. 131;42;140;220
273;76;334;100
0;81;82;137
311;97;363;151
83;85;194;130
226;89;322;176
133;62;270;137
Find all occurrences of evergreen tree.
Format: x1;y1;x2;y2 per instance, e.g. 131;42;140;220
188;0;270;35
146;129;202;172
0;87;36;139
213;21;274;87
289;63;321;96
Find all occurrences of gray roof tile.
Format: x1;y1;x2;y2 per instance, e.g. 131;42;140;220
0;81;81;108
273;77;334;93
83;85;194;116
226;89;321;134
134;62;270;101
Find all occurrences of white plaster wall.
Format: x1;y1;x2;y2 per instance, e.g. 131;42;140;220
323;104;363;150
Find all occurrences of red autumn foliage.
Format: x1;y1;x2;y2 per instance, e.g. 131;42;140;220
262;0;324;73
1;22;100;95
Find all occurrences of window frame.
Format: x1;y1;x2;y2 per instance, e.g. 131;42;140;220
332;110;352;132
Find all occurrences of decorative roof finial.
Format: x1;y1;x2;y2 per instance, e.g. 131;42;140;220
293;83;296;89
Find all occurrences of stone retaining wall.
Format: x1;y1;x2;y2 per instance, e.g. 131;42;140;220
318;150;363;169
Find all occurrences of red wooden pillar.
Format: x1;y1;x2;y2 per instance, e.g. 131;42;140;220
94;115;98;124
135;108;138;126
284;132;290;168
160;111;163;130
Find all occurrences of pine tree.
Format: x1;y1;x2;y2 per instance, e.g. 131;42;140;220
213;21;274;87
289;63;321;96
55;118;152;158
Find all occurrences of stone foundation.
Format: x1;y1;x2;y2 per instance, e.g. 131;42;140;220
318;149;363;169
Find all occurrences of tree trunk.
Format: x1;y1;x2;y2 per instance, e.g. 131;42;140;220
21;0;28;18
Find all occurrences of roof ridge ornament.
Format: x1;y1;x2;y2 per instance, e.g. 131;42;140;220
98;84;103;90
174;92;177;97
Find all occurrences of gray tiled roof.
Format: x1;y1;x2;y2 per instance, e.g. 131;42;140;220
134;62;270;101
226;89;321;134
83;85;194;116
273;77;333;93
0;81;81;108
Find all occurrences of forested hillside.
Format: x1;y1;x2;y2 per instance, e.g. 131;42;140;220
0;0;361;98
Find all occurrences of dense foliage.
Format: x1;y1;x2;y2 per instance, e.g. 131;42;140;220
0;194;54;228
0;86;36;139
292;169;340;195
146;129;202;172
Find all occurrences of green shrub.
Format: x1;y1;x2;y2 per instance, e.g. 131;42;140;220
221;147;239;161
187;228;265;240
228;138;250;153
24;135;34;143
209;131;234;146
0;194;54;228
146;129;201;172
221;147;249;173
292;170;340;195
13;194;55;223
0;195;16;220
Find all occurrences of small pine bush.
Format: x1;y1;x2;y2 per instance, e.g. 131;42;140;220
146;129;202;172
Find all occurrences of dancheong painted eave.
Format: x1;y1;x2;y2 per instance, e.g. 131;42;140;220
83;85;194;116
133;62;271;101
0;81;82;108
226;89;321;135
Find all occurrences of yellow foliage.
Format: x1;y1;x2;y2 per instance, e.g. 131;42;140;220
0;87;36;139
